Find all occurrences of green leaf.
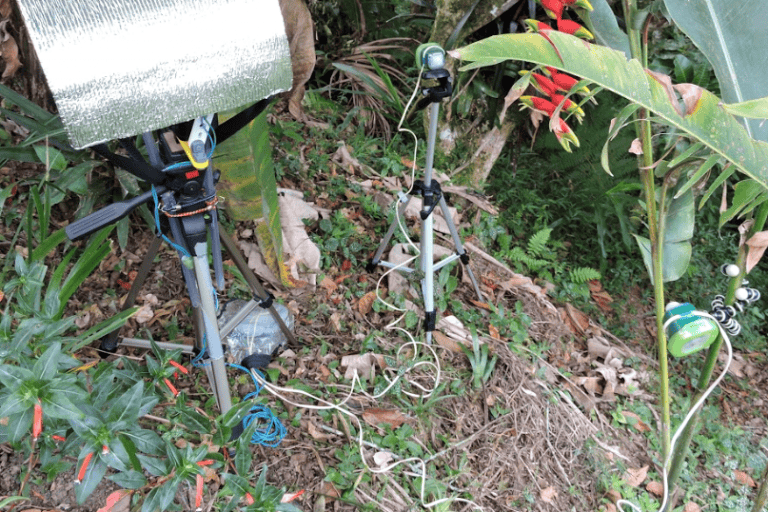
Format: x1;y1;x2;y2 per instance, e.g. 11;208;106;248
0;393;28;418
586;0;631;57
137;454;169;477
674;154;722;198
215;106;286;285
29;228;67;263
8;407;33;443
71;307;137;351
663;0;768;142
32;342;62;381
118;434;144;472
601;102;641;175
141;476;181;512
106;381;144;427
0;83;56;124
720;179;767;226
34;145;68;172
44;390;85;420
723;97;768;120
58;225;113;317
108;469;147;489
452;32;768;188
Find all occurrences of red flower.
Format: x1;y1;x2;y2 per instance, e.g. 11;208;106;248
549;93;585;118
519;96;558;117
530;73;559;97
76;452;94;484
169;359;189;374
540;0;564;20
557;18;594;39
552;118;580;152
32;400;43;441
195;473;204;511
164;378;179;397
524;19;554;33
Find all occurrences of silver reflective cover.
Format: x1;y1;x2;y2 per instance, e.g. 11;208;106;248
17;0;293;148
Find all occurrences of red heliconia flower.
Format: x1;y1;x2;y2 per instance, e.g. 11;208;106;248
519;96;558;117
549;93;585;118
76;452;94;484
552;118;580;152
540;0;564;19
32;400;43;441
545;67;592;95
530;73;559;97
524;19;554;33
557;18;594;39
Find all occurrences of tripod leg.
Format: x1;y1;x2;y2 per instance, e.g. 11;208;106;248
192;241;233;414
368;195;410;272
438;196;484;301
100;235;163;355
420;201;435;345
217;227;297;346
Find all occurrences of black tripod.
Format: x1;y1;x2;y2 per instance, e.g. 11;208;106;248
66;99;296;415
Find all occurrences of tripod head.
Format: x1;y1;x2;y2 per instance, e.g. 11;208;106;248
414;43;452;109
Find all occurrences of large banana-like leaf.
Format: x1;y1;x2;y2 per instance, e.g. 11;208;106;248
214;108;290;286
451;32;768;190
663;0;768;142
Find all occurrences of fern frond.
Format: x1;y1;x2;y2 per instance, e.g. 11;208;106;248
569;267;601;284
527;228;552;258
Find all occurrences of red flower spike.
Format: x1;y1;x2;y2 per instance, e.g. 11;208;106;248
76;452;94;484
562;0;593;10
102;445;110;455
519;96;558;117
164;378;179;397
32;400;43;441
195;473;204;511
530;73;559;97
524;19;554;33
52;435;67;442
540;0;564;19
196;459;214;466
244;492;255;505
169;360;189;374
557;19;594;39
552;118;580;152
549;93;585;117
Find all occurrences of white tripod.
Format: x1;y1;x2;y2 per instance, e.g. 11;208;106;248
368;55;483;343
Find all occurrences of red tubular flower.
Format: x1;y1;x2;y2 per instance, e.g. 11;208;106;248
196;459;214;466
540;0;564;19
164;378;179;397
244;492;255;505
32;400;43;441
195;473;204;511
169;360;189;374
552;118;580;151
102;445;110;455
557;18;594;39
530;73;559;97
52;435;67;443
549;93;585;118
524;19;554;33
545;67;589;95
76;452;94;484
519;96;558;117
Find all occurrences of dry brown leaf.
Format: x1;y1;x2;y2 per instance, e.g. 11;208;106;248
329;311;342;332
674;83;704;116
488;324;501;339
561;303;590;335
628;138;643;155
341;353;380;380
589;280;614;313
469;299;492;311
134;304;154;324
683;502;702;512
357;290;378;315
646;70;682;116
605;489;621;503
362;408;408;429
319;276;338;295
603;503;618;512
307;421;333;441
540;486;557;504
623;465;649;488
622;411;651;432
433;331;464;353
734;469;756;487
646;481;664;496
279;0;315;121
745;230;768;273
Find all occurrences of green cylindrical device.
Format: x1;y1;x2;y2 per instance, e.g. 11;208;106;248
664;302;719;358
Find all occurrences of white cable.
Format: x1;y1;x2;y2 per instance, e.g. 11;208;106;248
617;311;733;512
251;339;482;510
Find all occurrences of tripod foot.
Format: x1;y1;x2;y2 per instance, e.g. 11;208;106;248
97;336;120;359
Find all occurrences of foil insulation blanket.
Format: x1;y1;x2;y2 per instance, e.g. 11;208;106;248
17;0;293;149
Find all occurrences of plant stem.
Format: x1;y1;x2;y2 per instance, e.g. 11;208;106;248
622;0;671;464
668;202;768;490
